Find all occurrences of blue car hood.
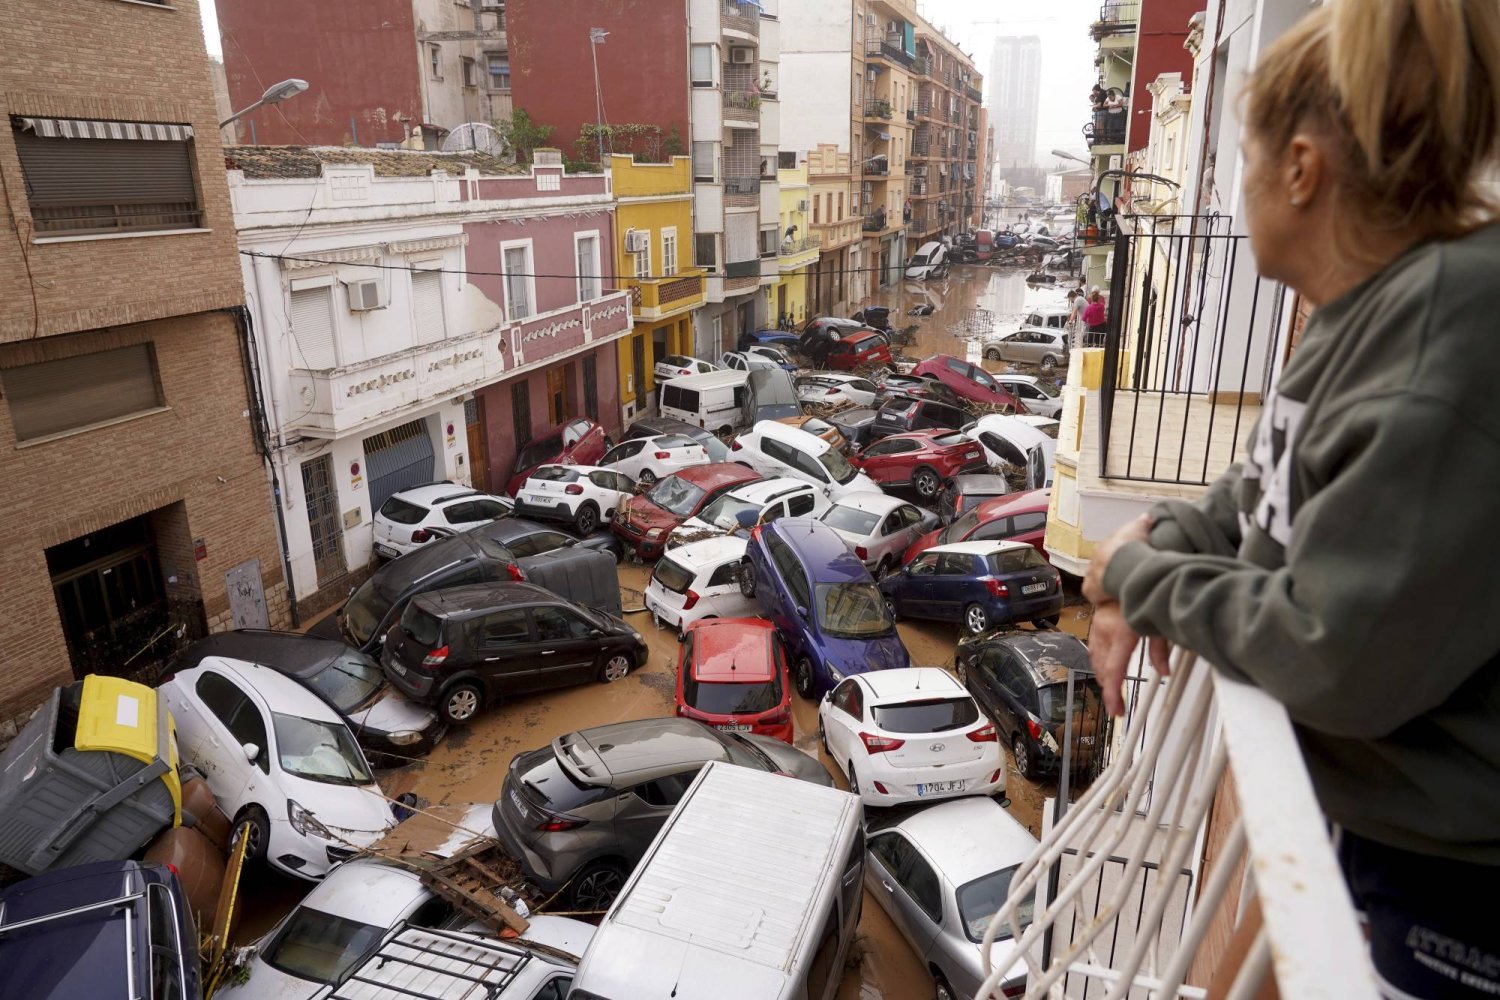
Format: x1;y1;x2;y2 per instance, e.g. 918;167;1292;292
820;629;910;676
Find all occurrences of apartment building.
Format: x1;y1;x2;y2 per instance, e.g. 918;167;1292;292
0;0;288;723
909;22;987;246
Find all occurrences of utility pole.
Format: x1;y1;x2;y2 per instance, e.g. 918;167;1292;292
590;28;609;164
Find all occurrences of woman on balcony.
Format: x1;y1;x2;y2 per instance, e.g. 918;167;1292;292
1083;1;1500;997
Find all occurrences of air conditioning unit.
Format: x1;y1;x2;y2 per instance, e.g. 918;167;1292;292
730;48;755;64
479;0;502;8
797;199;809;211
345;279;386;311
625;230;649;253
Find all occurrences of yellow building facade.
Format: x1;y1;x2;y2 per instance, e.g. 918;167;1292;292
768;163;819;327
610;154;707;423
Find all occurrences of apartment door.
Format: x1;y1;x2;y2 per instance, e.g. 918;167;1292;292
547;367;567;425
465;396;490;491
632;335;647;405
48;515;168;681
301;454;348;588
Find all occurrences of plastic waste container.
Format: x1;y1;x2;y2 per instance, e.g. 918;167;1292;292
0;676;181;875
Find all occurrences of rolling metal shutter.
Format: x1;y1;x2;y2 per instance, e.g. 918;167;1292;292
363;419;436;511
289;287;338;369
12;127;200;234
411;270;445;343
2;344;162;441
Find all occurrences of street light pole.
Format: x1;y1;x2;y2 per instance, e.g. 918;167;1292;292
590;29;609;165
219;78;310;130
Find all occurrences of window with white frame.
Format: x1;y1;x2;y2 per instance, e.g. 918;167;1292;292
486;53;510;91
430;44;443;80
501;243;533;321
690;44;715;87
575;233;601;302
289;285;338;369
692;141;715;182
633;230;652;280
411;267;445;343
661;228;678;277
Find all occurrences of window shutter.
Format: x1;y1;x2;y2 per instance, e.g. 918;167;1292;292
12;131;200;234
2;344;162;441
411;270;445;343
289;287;337;369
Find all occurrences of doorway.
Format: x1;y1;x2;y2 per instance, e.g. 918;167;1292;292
465;396;490;490
632;336;647;407
48;515;171;681
301;454;348;589
547;367;567;426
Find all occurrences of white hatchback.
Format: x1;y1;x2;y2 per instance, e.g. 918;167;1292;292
666;476;827;549
598;433;708;487
653;354;721;383
730;420;879;501
515;463;636;535
721;350;786;372
795;372;881;408
818;667;1004;807
992;374;1063;419
818;492;937;575
643;535;759;637
372;484;513;559
160;657;398;880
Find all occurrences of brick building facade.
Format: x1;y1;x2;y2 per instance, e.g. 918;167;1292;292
0;0;287;724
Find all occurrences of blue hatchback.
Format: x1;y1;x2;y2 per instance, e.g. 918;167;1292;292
740;518;911;698
879;539;1063;635
737;328;803;351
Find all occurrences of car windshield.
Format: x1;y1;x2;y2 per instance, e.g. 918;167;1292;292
343;576;399;646
989;548;1049;573
941;508;982;544
531;465;579;483
1038;680;1103;725
272;714;373;786
816;582;893;638
685;673;782;715
652;557;696;594
378;496;427;525
261;908;384;984
647;476;707;517
822;505;880;535
957;865;1035;943
872;696;979;733
699;493;760;530
306;653;385;713
818;447;859;485
399;601;443;647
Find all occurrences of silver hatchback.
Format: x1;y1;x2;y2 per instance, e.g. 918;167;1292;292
492;717;832;912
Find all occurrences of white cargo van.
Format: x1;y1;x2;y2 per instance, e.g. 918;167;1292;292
659;369;751;437
567;761;864;1000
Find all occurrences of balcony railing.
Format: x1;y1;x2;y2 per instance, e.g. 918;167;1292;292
905;108;915;124
964;84;983;103
622;269;706;317
865;39;915;68
721;0;759;36
863;98;893;119
723;175;761;207
862;211;891;233
1097;221;1289;486
1086;108;1128;147
777;235;820;258
981;648;1378;999
1091;0;1141;37
723;90;762;123
913;55;932;77
863;158;889;177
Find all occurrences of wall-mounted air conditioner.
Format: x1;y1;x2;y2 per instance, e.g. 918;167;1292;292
345;279;387;311
797;199;808;211
730;48;755;64
625;230;649;253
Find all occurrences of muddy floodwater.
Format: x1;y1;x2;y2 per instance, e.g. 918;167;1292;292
232;263;1093;1000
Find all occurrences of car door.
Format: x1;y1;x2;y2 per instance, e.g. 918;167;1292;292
587;470;631;517
985;648;1030;736
612;766;703;861
929;551;977;620
824;678;864;770
858;438;915;484
899;551;941;618
700;559;746;617
866;831;941;956
1006;510;1048;549
968;514;1014;544
531;605;601;688
561;419;605;464
188;670;268;818
600;439;646;480
884;504;926;563
470;607;544;694
773;538;817;653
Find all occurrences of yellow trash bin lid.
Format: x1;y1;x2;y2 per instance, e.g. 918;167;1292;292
74;675;183;826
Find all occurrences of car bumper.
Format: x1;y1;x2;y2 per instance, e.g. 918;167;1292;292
373;540;411;560
513;498;576;523
856;755;1005;807
383;657;438;704
490;803;567;893
363;716;447;759
611;520;665;559
989;592;1064;624
266;820;391;881
643;590;685;632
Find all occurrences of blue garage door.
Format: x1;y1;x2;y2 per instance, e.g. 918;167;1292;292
363;418;436;511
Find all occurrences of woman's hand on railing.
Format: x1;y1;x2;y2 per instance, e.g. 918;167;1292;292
1083;515;1171;715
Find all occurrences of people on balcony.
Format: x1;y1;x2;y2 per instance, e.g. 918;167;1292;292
1083;1;1500;996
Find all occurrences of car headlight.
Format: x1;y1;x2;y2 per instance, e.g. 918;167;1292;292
825;660;845;684
288;800;331;838
646;527;665;538
386;730;422;746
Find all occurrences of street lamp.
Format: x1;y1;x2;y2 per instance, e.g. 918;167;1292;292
590;29;609;165
219;78;309;129
1050;148;1090;166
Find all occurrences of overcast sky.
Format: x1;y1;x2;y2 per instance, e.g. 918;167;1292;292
200;0;1095;166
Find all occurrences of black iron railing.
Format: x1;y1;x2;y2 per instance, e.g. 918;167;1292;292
1096;218;1290;486
1087;108;1128;147
1092;1;1140;36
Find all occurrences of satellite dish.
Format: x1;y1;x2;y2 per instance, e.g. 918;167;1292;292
442;122;509;158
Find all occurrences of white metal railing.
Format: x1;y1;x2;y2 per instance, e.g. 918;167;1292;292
980;650;1380;1000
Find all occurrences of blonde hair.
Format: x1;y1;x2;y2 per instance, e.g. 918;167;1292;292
1244;0;1500;241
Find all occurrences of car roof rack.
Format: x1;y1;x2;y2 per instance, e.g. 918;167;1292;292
325;923;532;1000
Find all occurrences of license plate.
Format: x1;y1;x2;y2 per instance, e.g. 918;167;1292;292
389;660;407;676
918;780;966;796
966;450;981;459
716;723;752;733
508;788;528;821
1022;582;1048;595
375;543;399;558
528;493;555;505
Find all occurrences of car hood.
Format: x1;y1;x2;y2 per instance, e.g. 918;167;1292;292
744;737;837;787
830;471;879;497
821;630;911;677
348;686;439;739
283;775;398;836
619;496;681;533
223;958;321;1000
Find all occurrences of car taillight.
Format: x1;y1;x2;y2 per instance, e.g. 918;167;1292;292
655;451;671;459
507;564;526;581
411;528;431;543
731;440;743;451
763;705;790;725
565;484;584;495
537;814;587;833
421;645;449;668
968;723;999;743
985;578;1009;597
860;731;905;754
854;545;868;561
682;589;700;610
1027;718;1043;740
1002;983;1026;998
826;388;839;395
678;368;692;375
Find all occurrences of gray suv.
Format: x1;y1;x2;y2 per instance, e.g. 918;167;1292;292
492;717;832;911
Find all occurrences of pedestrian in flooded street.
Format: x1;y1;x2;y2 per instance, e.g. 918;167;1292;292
1082;1;1500;996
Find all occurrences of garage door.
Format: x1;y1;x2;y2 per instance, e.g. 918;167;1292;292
363;419;435;511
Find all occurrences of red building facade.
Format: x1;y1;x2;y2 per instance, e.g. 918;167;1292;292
1127;0;1204;151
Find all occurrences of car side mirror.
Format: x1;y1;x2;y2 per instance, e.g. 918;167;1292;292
379;633;387;645
242;743;260;763
589;628;604;638
795;605;809;619
902;565;911;575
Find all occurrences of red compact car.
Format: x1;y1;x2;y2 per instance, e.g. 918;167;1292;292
848;430;989;500
612;463;762;559
826;331;894;371
903;487;1052;564
675;618;793;743
909;354;1025;411
504;417;611;496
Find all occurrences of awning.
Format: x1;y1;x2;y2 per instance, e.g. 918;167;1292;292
12;116;193;141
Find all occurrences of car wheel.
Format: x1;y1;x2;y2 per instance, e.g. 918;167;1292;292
1013;734;1037;780
599;653;633;683
1041;355;1059;371
912;467;941;500
955;660;968;685
738;559;757;599
885;594;900;622
964;603;991;636
874;555;893;579
602;435;615;451
934;972;957;1000
574;502;600;536
794;656;817;700
231;805;270;862
439;682;484;726
984;347;1002;361
569;861;627;913
846;762;860;796
819;716;830;755
638;469;658;488
1033;613;1062;629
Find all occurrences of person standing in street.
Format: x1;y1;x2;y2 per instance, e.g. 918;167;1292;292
1082;1;1500;996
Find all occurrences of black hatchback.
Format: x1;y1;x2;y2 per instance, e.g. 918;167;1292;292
870;395;971;441
382;582;648;725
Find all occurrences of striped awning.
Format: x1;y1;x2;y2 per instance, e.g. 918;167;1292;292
13;116;194;141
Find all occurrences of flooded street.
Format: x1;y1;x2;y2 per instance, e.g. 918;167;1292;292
233;263;1093;1000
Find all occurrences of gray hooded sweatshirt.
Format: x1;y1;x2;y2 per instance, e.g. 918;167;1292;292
1103;223;1500;865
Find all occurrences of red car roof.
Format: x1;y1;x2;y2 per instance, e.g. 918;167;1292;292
674;463;762;489
974;487;1050;519
688;618;777;683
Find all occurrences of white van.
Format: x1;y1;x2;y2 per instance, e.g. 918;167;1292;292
659;369;751;436
905;240;949;280
568;761;864;1000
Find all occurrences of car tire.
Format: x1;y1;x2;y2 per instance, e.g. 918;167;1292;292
1033;613;1062;629
569;860;628;913
819;716;830;755
934;972;958;1000
912;466;941;500
738;559;757;599
1041;355;1059;371
1013;734;1038;781
793;655;817;700
599;652;633;683
638;469;658;488
885;594;900;622
574;502;600;536
874;555;893;579
964;603;991;636
984;347;1002;361
846;762;860;796
439;682;484;726
231;805;270;863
